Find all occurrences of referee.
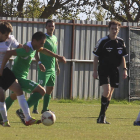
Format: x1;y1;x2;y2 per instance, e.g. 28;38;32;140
93;20;128;124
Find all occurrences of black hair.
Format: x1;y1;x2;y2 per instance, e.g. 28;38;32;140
45;19;55;26
32;31;46;41
0;21;13;34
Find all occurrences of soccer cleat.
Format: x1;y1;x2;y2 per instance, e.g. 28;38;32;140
97;115;110;124
16;109;26;125
25;118;41;126
32;110;39;114
3;121;10;127
134;121;140;126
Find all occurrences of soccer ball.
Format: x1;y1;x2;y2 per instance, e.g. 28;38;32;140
41;111;56;126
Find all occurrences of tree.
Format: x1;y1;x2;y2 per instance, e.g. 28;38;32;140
0;0;95;19
88;6;107;21
94;0;140;22
55;9;80;20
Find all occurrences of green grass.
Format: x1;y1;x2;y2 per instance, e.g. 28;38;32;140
2;99;140;140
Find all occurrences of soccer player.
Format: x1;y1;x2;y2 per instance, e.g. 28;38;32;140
32;19;61;114
0;21;40;127
93;20;128;124
0;31;66;125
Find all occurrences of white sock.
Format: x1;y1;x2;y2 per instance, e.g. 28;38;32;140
0;102;8;123
17;95;31;121
136;111;140;121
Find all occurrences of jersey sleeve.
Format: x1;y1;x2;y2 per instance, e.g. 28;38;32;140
10;35;19;48
93;39;103;57
16;48;30;57
122;41;128;56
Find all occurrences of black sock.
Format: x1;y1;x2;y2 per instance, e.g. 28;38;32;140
99;96;108;117
105;100;110;111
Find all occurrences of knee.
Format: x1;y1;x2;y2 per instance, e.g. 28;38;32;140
40;87;46;96
10;93;17;100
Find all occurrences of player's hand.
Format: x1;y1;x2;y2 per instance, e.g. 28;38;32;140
23;45;30;52
123;70;128;79
57;56;66;63
56;67;60;76
39;64;46;72
93;71;98;79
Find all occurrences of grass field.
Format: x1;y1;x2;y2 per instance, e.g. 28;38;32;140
1;99;140;140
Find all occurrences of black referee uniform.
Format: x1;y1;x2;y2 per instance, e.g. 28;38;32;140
93;35;128;88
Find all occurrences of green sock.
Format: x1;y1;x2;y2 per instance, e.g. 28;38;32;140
42;94;51;111
0;96;15;120
27;92;42;108
33;101;39;110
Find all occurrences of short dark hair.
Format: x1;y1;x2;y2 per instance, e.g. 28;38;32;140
45;19;55;26
0;21;13;34
32;31;46;41
108;20;121;29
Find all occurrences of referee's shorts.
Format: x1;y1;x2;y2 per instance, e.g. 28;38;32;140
0;67;16;91
98;65;119;88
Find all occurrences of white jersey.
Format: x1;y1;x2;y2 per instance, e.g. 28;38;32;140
0;35;19;68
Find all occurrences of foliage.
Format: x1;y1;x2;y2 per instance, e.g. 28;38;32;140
94;0;140;22
23;0;45;18
91;6;107;21
55;8;80;20
0;0;95;19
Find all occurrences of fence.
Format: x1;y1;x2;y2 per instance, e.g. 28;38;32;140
0;17;139;100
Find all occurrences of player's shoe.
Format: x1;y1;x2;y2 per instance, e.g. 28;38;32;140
3;121;10;127
25;118;41;126
32;110;39;114
133;121;140;126
97;115;110;124
16;109;26;125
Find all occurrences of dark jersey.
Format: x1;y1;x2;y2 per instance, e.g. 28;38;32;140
93;35;128;67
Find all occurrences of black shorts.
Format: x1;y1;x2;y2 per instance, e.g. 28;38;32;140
98;65;119;88
0;67;16;91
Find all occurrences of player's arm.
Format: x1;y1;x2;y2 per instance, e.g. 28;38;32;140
35;51;46;72
92;39;102;79
122;56;128;79
93;56;98;79
55;58;60;76
17;44;30;52
38;48;66;63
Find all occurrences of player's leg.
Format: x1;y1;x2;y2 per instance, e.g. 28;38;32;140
32;70;49;113
0;92;17;124
97;84;111;124
0;87;10;127
8;80;32;122
5;93;17;110
2;67;32;122
106;67;119;111
41;72;55;113
105;87;114;111
41;86;54;113
16;83;45;125
15;78;45;109
14;78;44;125
97;65;110;124
27;84;46;108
